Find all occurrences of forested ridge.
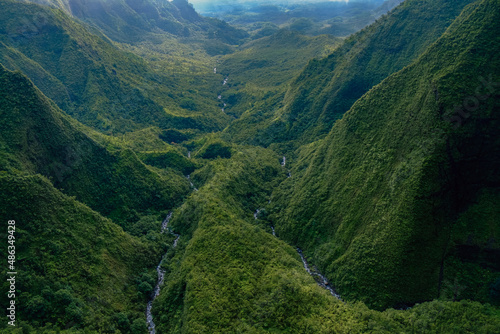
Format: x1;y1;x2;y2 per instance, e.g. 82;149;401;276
0;0;499;333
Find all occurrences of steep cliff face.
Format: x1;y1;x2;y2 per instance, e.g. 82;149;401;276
224;0;477;149
270;0;500;309
280;0;478;146
24;0;247;43
0;172;161;331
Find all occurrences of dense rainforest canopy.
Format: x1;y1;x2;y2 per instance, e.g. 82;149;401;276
0;0;499;333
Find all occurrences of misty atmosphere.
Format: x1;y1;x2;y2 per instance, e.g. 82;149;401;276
191;0;403;36
0;0;499;333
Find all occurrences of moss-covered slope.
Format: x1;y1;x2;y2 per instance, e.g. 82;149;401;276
225;0;476;149
0;0;230;133
0;64;190;223
0;173;163;332
270;0;500;309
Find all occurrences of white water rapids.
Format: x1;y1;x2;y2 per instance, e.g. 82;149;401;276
147;171;200;331
187;175;198;191
146;213;180;334
297;248;341;300
281;156;291;177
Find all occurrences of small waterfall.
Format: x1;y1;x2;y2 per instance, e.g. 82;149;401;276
252;208;275;236
146;213;181;334
223;77;228;85
172;234;180;248
297;248;341;300
186;175;198;191
297;249;312;274
161;212;173;233
280;156;290;176
187;151;191;159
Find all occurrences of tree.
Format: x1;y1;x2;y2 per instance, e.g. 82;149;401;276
131;319;147;334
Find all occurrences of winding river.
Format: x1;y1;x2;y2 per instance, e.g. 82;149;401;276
146;213;180;334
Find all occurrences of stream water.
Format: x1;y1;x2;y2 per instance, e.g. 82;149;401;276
187;175;198;191
146;213;180;334
253;209;261;220
254;207;337;298
297;248;341;300
254;208;339;299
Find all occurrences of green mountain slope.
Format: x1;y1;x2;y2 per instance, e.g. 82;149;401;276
0;173;165;332
26;0;249;45
0;0;498;332
150;145;499;333
0;64;190;224
0;0;229;133
269;0;500;309
224;0;476;149
216;29;340;118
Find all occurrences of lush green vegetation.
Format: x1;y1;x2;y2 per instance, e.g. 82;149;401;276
216;30;340;118
0;172;169;333
26;0;250;47
151;144;499;333
0;65;190;225
0;62;184;333
0;0;231;134
224;0;477;150
269;0;500;310
0;0;499;332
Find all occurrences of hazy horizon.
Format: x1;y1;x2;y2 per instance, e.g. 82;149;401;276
188;0;357;12
188;0;353;6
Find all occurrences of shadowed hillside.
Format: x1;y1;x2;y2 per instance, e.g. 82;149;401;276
269;0;500;309
0;65;190;223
